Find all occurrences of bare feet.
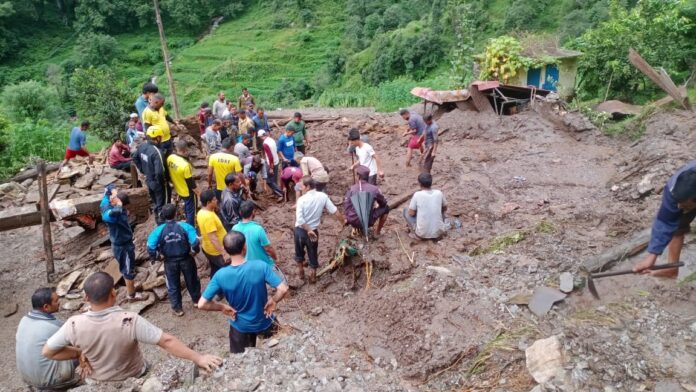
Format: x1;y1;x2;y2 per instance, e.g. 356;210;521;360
648;267;679;278
308;268;317;284
633;253;657;273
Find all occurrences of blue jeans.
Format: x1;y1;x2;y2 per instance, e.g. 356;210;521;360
182;195;197;227
164;256;201;311
267;164;283;197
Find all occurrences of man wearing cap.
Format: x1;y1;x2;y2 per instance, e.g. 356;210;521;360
344;165;390;237
634;161;696;277
260;130;284;201
101;185;146;301
294;176;345;283
348;128;384;185
125;113;142;133
286;112;309;154
142;93;179;158
208;138;242;201
133;126;170;224
167;140;198;226
299;152;329;192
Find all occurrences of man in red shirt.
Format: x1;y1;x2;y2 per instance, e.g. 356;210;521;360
108;138;132;171
197;102;211;136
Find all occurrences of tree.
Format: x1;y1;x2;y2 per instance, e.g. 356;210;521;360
573;0;696;101
447;1;477;88
74;32;121;67
479;36;526;83
0;80;63;122
70;67;132;140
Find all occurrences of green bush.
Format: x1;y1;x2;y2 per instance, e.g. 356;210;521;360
0;80;63;122
74;33;121;67
374;77;420;111
70;66;132;141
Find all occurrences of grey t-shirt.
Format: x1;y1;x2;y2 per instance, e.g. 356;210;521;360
16;311;77;389
234;142;251;160
205;127;222;154
408;189;447;238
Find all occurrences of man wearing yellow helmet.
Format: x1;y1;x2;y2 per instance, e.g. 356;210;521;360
133;125;170;223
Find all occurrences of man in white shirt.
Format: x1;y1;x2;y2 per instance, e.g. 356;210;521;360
347;128;383;185
212;92;226;119
260;130;284;200
294;176;344;283
404;173;447;240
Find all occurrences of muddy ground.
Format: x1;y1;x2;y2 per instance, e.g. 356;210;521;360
1;104;696;391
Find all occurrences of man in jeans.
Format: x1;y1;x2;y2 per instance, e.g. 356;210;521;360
404;173;448;240
16;288;79;390
294;176;344;283
198;231;289;354
147;204;202;317
196;189;229;278
260;130;284;202
100;185;146;301
43;272;221;381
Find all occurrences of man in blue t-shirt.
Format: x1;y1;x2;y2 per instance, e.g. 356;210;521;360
198;231;289;353
277;127;297;169
59;121;94;171
634;160;696;278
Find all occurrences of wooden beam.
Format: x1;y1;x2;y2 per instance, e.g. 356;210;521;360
0;187;150;232
628;48;690;110
38;161;55;282
8;163;60;184
388;189;418;210
581;228;651;272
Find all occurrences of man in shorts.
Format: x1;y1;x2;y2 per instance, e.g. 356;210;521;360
100;185;146;301
198;231;288;354
59;121;93;171
399;109;426;167
634;161;696;277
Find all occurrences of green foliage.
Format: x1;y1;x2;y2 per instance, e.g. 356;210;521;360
75;32;121;67
160;0;246;32
573;0;696;101
70;67;132;141
271;79;315;106
447;1;477;88
361;26;445;85
479;35;525;82
0;80;63;122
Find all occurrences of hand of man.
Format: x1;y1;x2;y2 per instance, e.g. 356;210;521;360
308;230;318;242
220;303;237;320
633;253;658;273
264;298;277;318
79;352;92;379
378;171;385;178
195;354;223;372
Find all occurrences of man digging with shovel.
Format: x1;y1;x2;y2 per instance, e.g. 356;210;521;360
633;162;696;277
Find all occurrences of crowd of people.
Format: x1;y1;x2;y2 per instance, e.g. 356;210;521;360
21;82;448;389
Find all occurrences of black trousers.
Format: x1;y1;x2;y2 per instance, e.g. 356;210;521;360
229;322;278;354
147;179;171;223
203;251;226;278
294;227;319;268
164;256;201;311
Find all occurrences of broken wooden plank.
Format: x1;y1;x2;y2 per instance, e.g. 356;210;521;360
9;163;60;184
581;228;651;272
56;270;83;296
0;205;42;232
628;48;690;110
388;189;418;210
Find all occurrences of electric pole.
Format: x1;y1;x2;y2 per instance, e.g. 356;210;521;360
153;0;181;119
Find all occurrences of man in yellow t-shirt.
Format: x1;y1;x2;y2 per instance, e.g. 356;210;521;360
167;140;198;226
207;138;242;200
142;93;179;157
196;190;228;277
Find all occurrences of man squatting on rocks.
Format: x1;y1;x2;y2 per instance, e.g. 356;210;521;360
42;272;221;382
198;231;289;354
634;160;696;277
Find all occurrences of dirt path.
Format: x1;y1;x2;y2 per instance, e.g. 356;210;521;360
1;105;695;391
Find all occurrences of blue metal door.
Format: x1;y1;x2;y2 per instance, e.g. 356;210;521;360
543;64;559;90
527;68;541;88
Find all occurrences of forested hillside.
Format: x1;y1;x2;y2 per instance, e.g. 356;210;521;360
0;0;694;177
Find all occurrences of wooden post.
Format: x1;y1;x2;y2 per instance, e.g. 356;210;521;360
37;160;55;282
130;164;139;188
153;0;182;119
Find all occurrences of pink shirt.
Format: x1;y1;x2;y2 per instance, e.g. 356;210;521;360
108;144;132;167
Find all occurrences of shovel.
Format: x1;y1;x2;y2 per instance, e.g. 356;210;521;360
582;262;684;299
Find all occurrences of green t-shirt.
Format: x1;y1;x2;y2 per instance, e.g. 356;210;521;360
287;120;306;145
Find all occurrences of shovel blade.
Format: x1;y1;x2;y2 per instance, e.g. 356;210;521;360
587;275;600;300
